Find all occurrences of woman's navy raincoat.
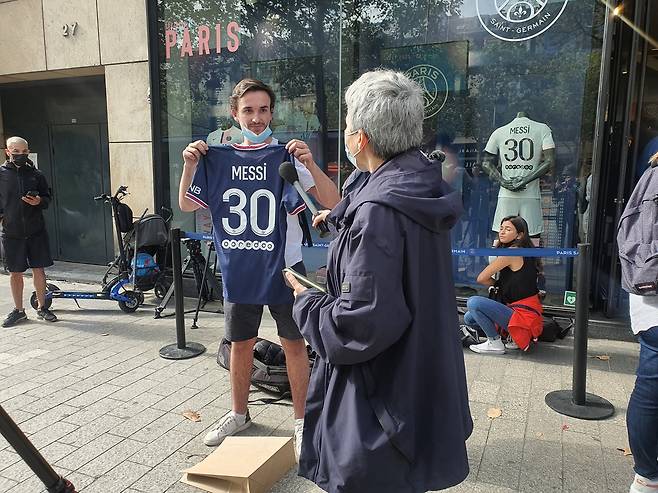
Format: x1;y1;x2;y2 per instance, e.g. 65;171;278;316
292;149;473;493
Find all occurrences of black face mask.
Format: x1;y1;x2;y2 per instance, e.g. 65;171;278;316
10;154;29;167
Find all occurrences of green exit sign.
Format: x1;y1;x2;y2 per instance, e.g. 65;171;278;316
563;290;576;307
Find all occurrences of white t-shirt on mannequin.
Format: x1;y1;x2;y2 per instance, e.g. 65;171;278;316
485;116;555;199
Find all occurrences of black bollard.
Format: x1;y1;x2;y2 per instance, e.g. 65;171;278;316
545;243;615;419
159;228;206;360
0;405;76;492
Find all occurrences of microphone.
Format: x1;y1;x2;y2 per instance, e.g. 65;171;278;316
279;162;330;237
428;149;446;163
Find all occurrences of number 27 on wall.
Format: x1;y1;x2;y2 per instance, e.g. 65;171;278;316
62;22;78;37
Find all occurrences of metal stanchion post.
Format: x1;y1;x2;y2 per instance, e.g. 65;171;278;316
545;243;615;419
0;405;76;492
159;228;206;360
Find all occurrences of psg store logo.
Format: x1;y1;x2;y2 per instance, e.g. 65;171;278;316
404;64;449;119
477;0;570;42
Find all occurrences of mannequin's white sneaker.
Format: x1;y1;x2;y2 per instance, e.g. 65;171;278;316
203;411;251;447
469;338;506;355
630;473;658;493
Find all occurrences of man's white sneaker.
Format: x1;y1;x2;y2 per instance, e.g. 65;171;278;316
469;338;506;355
505;339;520;350
294;418;304;459
203;411;251;447
295;418;304;460
630;473;658;493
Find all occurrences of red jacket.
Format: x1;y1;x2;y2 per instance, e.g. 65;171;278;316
506;294;543;350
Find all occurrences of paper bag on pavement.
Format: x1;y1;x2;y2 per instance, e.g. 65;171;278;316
181;436;295;493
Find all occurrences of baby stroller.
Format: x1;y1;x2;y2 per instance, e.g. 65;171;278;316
34;186;171;313
101;187;172;299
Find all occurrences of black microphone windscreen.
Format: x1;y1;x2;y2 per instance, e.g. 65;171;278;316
428;149;446;163
279;161;300;184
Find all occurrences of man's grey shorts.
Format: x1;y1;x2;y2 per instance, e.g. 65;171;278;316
224;262;306;342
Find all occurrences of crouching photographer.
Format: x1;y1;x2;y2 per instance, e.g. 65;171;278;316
464;215;543;355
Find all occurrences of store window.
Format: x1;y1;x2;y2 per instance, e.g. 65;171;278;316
154;0;605;307
341;0;605;306
156;0;341;235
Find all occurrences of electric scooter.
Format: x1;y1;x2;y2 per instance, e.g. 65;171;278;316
30;186;143;313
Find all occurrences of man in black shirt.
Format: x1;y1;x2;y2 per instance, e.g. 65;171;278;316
0;136;57;326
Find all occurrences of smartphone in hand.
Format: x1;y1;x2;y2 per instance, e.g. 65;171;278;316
24;190;39;197
282;268;327;293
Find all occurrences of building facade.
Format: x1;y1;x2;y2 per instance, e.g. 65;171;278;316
1;0;655;322
0;0;155;264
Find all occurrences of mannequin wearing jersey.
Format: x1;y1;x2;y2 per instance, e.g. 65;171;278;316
482;111;555;293
482;111;556;243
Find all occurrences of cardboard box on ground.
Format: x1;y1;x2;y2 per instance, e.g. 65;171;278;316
181;437;296;493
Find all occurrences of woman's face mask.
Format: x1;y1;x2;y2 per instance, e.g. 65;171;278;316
345;129;367;172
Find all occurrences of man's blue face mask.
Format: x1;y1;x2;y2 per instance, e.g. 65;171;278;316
240;125;272;144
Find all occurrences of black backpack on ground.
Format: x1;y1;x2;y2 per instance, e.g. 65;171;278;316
538;316;573;342
217;337;315;397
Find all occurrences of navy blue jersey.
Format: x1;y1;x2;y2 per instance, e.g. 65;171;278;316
186;143;305;304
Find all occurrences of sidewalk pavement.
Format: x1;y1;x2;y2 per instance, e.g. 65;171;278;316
0;274;638;493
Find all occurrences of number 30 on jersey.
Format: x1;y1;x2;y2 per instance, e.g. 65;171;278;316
222;188;276;237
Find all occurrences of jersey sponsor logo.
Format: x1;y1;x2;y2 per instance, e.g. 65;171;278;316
404;64;449;119
220;239;275;251
504;164;534;170
476;0;569;42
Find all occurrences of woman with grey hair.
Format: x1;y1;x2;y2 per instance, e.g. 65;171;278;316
285;69;472;493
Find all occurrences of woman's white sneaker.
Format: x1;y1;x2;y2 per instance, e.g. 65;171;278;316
469;338;506;355
630;473;658;493
505;339;520;350
203;411;252;447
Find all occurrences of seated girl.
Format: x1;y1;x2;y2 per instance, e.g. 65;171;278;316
465;215;543;355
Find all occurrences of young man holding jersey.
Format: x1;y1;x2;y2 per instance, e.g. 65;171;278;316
178;79;339;456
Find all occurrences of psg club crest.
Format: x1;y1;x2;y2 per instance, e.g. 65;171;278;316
404;64;449;119
477;0;569;42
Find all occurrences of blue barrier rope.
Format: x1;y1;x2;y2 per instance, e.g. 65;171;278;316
181;231;578;258
451;248;579;257
305;244;577;257
182;231;214;242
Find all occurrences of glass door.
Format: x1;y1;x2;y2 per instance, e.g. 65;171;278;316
592;0;655;317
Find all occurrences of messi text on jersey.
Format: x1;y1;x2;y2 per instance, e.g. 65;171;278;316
231;164;267;181
509;125;531;135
